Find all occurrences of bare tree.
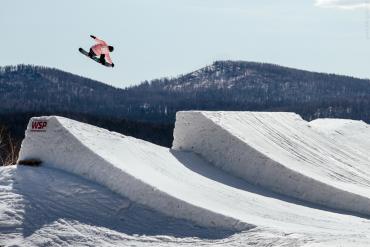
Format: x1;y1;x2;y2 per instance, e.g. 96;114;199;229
0;126;20;166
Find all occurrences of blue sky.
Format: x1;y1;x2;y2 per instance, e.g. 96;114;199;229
1;0;369;88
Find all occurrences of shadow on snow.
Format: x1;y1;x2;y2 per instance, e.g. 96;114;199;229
14;166;236;240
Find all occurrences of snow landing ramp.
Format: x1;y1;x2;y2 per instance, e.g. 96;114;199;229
173;111;370;217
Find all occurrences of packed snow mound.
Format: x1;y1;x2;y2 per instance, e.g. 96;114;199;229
17;115;370;238
309;118;370;157
18;116;249;231
173;111;370;217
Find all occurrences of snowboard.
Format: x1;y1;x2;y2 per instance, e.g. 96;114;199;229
79;48;113;67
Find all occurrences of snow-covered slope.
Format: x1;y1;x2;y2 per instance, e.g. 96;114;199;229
3;165;370;246
309;118;370;157
18;116;250;231
173;111;370;217
0;165;345;247
5;114;370;246
17;116;370;237
1;165;237;246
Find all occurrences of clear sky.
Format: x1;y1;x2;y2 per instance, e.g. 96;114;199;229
1;0;369;88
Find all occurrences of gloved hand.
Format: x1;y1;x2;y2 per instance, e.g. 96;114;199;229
111;63;115;68
90;35;96;39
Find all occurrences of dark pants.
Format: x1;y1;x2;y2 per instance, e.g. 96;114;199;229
89;48;106;64
88;48;96;58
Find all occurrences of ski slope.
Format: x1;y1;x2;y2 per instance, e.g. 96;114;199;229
173;111;370;217
11;114;370;246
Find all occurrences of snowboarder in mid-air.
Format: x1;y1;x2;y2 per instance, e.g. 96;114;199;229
79;35;114;67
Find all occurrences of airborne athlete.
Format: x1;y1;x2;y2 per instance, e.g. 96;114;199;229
79;35;114;67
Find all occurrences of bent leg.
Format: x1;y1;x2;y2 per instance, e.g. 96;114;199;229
99;54;106;64
88;48;96;58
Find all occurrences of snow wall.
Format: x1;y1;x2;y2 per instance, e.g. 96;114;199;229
173;111;370;217
18;116;250;231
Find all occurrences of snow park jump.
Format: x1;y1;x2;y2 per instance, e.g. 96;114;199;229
173;111;370;217
15;112;370;245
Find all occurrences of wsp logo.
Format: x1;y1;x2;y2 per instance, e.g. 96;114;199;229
31;120;48;132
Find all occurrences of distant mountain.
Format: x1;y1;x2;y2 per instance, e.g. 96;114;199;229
0;65;125;116
124;61;370;123
1;62;369;125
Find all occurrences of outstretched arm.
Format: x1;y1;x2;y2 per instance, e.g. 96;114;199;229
90;35;106;45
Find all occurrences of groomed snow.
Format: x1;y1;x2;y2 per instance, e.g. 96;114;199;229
18;116;249;231
0;165;338;247
13;117;370;246
3;165;370;246
309;118;370;159
0;165;241;246
173;111;370;217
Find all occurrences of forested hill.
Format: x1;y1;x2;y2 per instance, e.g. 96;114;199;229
1;62;369;125
124;61;370;123
0;65;125;116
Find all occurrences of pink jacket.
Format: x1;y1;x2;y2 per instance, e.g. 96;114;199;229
91;37;113;64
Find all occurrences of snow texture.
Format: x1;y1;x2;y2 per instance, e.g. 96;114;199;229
18;116;250;231
3;165;370;246
173;111;370;217
0;165;243;247
309;118;370;158
0;113;369;246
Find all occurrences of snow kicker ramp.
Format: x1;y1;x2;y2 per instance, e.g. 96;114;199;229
18;116;251;231
173;111;370;217
18;116;370;237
